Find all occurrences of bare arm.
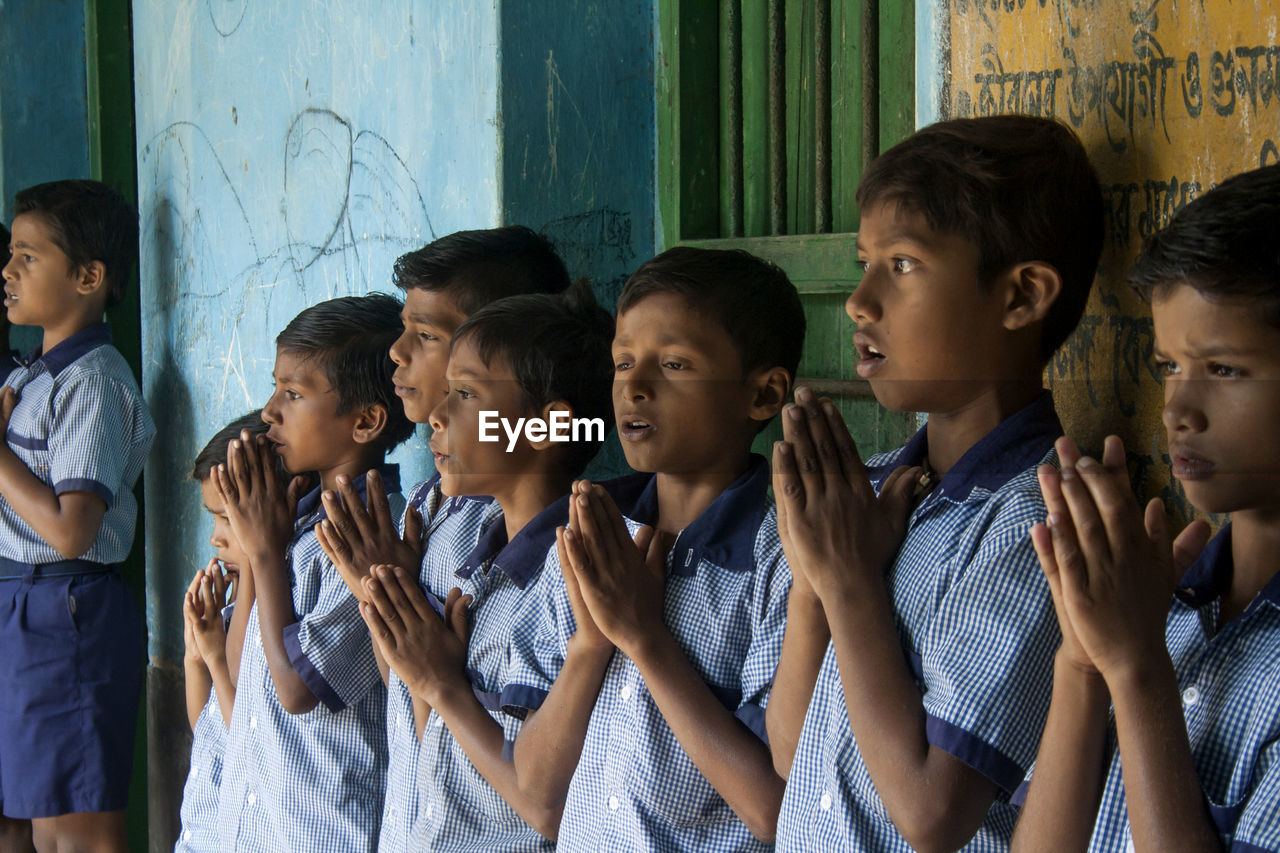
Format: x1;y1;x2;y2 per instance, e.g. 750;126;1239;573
0;387;108;559
225;561;255;687
511;514;615;812
569;486;786;841
776;390;995;852
1049;437;1221;853
315;470;425;687
765;460;831;777
362;573;564;839
182;568;213;732
216;434;318;715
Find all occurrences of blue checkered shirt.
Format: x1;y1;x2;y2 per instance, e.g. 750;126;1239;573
217;465;403;852
378;476;500;853
175;690;226;853
1074;525;1280;852
0;324;155;565
776;393;1063;852
176;604;236;853
504;455;791;852
415;493;567;852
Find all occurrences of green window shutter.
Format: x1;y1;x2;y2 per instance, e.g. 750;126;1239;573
657;0;917;457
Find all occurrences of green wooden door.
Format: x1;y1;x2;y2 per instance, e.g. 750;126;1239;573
657;0;917;457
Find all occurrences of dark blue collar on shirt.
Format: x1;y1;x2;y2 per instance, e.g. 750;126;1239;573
869;391;1062;502
20;322;112;378
622;453;771;576
455;496;566;590
1175;524;1280;611
295;463;401;523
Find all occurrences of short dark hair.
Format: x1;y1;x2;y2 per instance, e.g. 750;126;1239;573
392;226;571;315
453;279;614;476
617;246;806;380
191;410;291;488
1129;164;1280;326
1;221;10;269
857;116;1103;359
276;293;415;452
13;180;139;308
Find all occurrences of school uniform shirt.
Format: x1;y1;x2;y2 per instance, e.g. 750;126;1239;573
377;476;499;853
776;392;1063;853
1079;525;1280;852
176;604;236;853
0;323;154;565
217;465;404;853
504;455;791;852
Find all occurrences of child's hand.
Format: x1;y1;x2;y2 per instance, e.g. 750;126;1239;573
186;558;230;665
1031;438;1109;677
182;567;206;667
316;469;423;602
772;387;920;603
359;565;471;706
215;432;304;563
556;487;613;654
1048;436;1193;683
563;481;668;656
0;387;17;431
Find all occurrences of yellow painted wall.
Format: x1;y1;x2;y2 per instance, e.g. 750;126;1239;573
944;0;1279;524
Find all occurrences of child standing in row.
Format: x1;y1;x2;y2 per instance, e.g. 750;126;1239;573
0;181;155;853
177;412;282;853
316;226;572;851
362;280;614;849
1013;164;1280;852
769;115;1104;851
506;247;804;848
214;295;411;851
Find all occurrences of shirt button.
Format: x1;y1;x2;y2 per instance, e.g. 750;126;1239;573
395;713;403;728
1182;686;1200;707
434;715;444;727
191;764;200;777
250;715;258;730
183;830;192;841
819;792;833;811
620;684;632;700
608;795;620;811
389;805;397;818
247;792;257;806
426;804;434;819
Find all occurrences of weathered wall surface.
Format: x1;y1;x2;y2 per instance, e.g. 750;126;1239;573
132;2;653;845
936;0;1279;522
0;0;91;223
132;2;501;844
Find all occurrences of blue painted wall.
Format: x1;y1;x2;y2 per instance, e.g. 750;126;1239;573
0;0;91;223
133;0;502;666
132;2;653;843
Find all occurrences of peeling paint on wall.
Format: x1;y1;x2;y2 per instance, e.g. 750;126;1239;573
939;0;1280;525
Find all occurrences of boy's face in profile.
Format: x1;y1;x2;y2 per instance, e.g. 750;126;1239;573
847;202;1009;414
2;213;85;331
199;475;249;585
262;348;364;475
612;292;761;475
1153;282;1280;516
428;336;535;497
390;287;468;423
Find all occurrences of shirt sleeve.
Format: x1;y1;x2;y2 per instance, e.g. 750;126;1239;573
918;488;1060;797
499;544;574;758
283;553;382;713
733;524;792;743
1230;737;1280;853
47;373;141;504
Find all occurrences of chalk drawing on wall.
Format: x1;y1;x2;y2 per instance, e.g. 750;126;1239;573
141;108;434;410
207;0;248;37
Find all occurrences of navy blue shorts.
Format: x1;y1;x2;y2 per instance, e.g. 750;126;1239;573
0;569;145;818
